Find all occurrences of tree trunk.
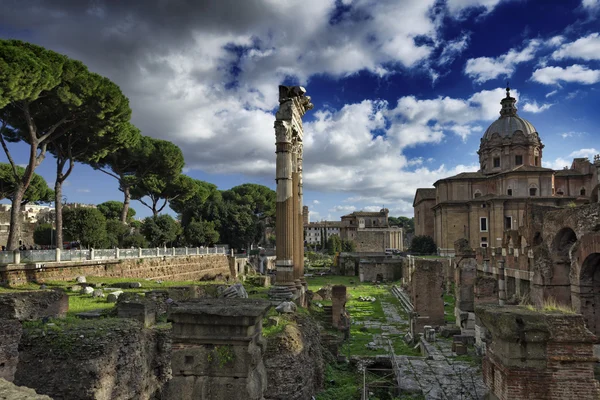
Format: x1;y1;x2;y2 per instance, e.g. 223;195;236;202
6;187;26;250
121;185;131;224
55;179;64;250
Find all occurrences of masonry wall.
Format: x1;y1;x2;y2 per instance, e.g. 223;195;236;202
14;319;171;400
1;254;232;285
354;230;388;252
410;259;445;330
359;261;402;282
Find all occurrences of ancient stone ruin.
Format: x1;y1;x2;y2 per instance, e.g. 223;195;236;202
269;85;313;303
164;298;271;400
477;305;600;400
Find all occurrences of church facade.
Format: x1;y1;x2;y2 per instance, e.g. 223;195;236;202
414;87;600;255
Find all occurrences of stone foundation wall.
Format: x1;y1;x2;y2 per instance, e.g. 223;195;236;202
14;318;171;400
1;254;232;286
359;260;402;282
264;314;326;400
0;290;68;320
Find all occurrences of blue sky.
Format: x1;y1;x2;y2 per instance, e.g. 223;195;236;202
1;0;600;221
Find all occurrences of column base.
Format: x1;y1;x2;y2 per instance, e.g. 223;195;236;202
268;284;296;302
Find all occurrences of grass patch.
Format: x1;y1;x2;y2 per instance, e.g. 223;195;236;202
443;291;456;324
315;363;361;400
524;297;576;314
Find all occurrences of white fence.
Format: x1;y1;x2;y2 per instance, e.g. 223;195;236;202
0;246;228;265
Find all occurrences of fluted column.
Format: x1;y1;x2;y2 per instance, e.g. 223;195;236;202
274;120;296;289
297;144;306;286
270;85;313;302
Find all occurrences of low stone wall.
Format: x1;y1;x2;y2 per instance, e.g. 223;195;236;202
264;314;326;400
0;290;68;320
14;318;171;400
1;254;232;286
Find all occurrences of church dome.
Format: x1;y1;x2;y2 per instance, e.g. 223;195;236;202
482;86;538;141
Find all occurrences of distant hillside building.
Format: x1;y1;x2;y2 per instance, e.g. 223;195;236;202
304;221;343;245
413;87;600;255
340;209;404;252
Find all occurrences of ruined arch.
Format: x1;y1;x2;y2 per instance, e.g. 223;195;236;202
577;253;600;335
553;227;577;258
545;227;577;306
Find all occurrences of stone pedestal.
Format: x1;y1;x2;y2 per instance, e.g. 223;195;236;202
164;298;272;400
117;300;156;327
477;305;600;400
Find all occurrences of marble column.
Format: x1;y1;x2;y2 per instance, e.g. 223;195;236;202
270;86;313;301
274;120;296;294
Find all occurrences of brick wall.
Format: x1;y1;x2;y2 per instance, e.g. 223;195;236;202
1;254;232;285
410;259;445;330
477;305;600;400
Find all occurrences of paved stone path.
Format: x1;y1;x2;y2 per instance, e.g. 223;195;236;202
385;287;487;400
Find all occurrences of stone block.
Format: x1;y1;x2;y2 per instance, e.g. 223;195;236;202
106;290;123;303
164;298;271;400
453;342;467;355
0;290;68;321
117;300;156;327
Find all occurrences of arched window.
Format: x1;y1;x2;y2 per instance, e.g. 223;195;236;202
580;187;586;196
557;188;564;196
474;190;482;198
358;218;365;228
507;186;513;196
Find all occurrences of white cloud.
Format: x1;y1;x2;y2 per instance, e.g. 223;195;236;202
76;189;91;193
542;157;570;170
582;0;600;9
328;205;357;213
561;131;586;138
569;148;598;158
531;65;600;85
446;0;507;17
438;33;470;65
313;200;320;204
552;33;600;61
545;90;558;98
464;39;541;83
522;101;553;113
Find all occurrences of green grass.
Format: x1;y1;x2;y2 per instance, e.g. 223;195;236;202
443;291;456;324
315;363;361;400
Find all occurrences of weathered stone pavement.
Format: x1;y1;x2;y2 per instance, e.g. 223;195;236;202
385;287;487;400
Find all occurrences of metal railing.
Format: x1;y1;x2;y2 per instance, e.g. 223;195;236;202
0;246;228;265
